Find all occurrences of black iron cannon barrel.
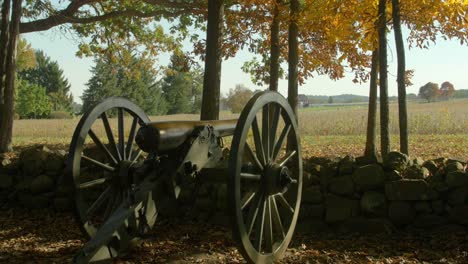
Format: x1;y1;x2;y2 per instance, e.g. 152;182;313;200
135;119;238;153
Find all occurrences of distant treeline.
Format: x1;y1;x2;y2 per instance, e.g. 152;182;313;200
307;89;467;104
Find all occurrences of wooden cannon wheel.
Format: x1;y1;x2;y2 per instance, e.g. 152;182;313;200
229;91;303;263
67;97;157;242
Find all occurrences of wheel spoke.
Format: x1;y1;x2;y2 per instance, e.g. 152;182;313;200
279;150;297;167
86;187;111;216
118;108;125;160
276;193;294;214
88;129;118;166
241;191;256;210
251;116;266;166
240;173;261;181
268;105;281;161
132;149;143;163
272;124;291;162
271;196;285;239
126;116;138;160
255;197;267;252
265;196;273;252
82;155;116;172
103;190;117;220
101;112;121;161
246;192;263;236
245;143;264;170
262;105;270;162
78;178;108;189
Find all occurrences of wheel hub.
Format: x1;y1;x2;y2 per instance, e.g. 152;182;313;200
263;164;293;195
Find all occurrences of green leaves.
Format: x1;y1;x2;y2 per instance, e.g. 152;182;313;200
15;80;51;119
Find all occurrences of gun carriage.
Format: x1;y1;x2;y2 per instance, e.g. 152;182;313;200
67;91;303;263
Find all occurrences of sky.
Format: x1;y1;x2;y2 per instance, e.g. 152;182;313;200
24;27;468;104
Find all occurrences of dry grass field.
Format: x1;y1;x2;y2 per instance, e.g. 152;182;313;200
11;98;468;160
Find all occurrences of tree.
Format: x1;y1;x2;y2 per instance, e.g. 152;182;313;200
225;84;254;113
82;56;167;115
16;38;36;71
15;80;51;119
392;0;409;155
0;0;205;152
200;0;224;120
419;82;440;102
364;49;379;161
327;96;334;104
378;0;391;157
288;0;300;117
0;0;22;152
269;0;283;92
161;51;203;114
19;50;73;112
440;81;455;100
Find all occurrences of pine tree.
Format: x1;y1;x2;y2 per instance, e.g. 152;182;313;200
18;50;73;112
161;52;203;114
81;56;167;115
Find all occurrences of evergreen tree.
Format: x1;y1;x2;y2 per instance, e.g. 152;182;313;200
18;50;73;112
161;52;203;114
81;56;167;115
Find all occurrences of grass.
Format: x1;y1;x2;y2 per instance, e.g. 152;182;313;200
11;98;468;160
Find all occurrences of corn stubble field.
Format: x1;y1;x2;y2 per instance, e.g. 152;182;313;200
13;98;468;160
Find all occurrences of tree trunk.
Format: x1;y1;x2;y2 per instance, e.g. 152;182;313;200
0;0;11;104
378;0;390;157
286;0;299;152
392;0;409;155
269;0;281;92
200;0;224;120
364;49;379;161
0;0;21;153
287;0;299;118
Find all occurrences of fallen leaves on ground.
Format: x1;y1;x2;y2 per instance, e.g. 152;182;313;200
1;209;467;263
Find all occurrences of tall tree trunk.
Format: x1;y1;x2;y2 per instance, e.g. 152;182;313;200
269;0;281;92
0;0;21;153
287;0;299;152
392;0;409;155
0;0;11;104
364;49;379;161
200;0;224;120
378;0;390;157
287;0;299;118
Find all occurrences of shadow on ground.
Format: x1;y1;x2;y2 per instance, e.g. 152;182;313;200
1;209;467;263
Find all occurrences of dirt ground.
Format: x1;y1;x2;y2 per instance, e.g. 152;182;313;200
1;209;468;264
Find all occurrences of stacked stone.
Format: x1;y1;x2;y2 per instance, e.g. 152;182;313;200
0;145;72;211
1;146;467;233
299;152;468;233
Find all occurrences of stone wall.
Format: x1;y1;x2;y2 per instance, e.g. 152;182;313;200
0;146;72;211
1;146;467;233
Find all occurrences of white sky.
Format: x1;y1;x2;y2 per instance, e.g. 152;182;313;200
24;26;468;104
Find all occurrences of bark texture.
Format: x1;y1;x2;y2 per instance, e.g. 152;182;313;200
287;0;299;118
268;0;281;92
0;0;22;153
364;49;379;161
378;0;390;157
392;0;409;155
0;0;11;104
200;0;224;120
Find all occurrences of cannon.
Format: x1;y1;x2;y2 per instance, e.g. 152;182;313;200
67;91;303;263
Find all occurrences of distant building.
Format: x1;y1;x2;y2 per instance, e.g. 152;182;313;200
297;94;310;107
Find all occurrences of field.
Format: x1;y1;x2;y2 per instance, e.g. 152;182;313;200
12;98;468;160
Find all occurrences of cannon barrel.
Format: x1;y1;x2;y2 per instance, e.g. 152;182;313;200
135;119;237;153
